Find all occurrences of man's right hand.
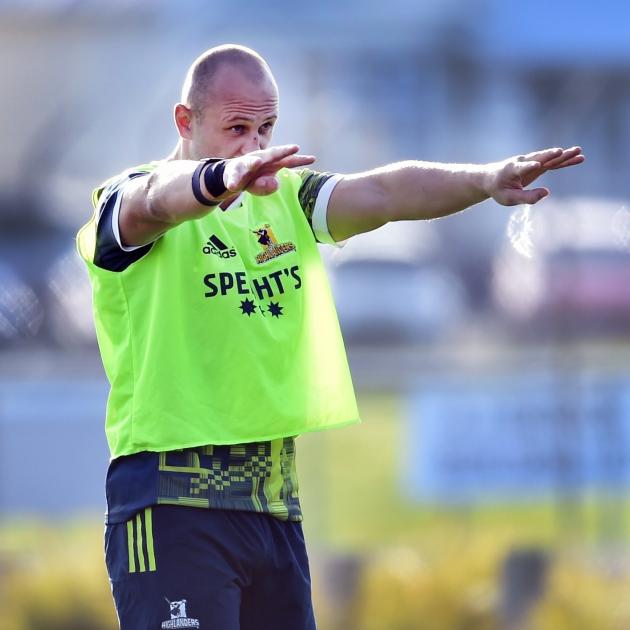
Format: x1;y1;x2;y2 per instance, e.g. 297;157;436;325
221;144;316;197
118;145;315;248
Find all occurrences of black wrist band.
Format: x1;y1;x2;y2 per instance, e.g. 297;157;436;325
203;159;228;198
191;158;227;206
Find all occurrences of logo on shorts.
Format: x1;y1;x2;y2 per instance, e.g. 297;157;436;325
253;223;296;264
161;598;200;629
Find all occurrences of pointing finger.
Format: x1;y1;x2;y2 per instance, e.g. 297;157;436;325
543;153;585;170
280;154;316;167
256;154;316;173
256;144;301;164
522;148;563;163
524;146;584;169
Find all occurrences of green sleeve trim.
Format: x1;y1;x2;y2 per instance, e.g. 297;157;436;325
296;168;336;223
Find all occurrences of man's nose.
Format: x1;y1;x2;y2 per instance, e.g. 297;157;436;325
245;134;261;152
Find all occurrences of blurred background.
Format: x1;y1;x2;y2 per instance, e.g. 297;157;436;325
1;1;630;628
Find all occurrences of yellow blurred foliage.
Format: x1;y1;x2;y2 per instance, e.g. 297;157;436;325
351;540;501;630
0;518;117;630
312;537;630;630
531;551;630;630
3;518;630;629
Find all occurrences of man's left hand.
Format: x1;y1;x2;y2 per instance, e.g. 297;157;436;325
486;146;585;206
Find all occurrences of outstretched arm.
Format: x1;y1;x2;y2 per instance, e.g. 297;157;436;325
326;147;585;242
118;144;315;248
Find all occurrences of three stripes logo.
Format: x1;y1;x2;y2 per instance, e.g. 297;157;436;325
127;507;156;574
203;234;236;259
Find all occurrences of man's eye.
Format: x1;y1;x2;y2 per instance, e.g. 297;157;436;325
260;122;274;133
229;125;245;133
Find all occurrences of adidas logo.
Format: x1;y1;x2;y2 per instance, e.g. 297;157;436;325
203;234;236;259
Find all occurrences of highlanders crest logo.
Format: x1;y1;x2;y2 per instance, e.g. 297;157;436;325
161;598;200;629
253;224;296;264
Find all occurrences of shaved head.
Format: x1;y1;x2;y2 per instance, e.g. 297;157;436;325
181;44;276;118
173;44;280;160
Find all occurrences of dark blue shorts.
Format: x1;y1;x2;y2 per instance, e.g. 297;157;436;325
105;505;316;629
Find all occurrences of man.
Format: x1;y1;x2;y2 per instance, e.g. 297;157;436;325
77;44;584;629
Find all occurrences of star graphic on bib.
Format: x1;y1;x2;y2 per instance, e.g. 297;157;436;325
239;298;257;316
267;301;283;318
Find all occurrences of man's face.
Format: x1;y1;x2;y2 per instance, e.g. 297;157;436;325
187;64;279;160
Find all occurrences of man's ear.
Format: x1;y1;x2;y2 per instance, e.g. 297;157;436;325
174;103;194;139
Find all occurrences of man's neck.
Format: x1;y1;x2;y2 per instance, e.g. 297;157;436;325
166;141;185;162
